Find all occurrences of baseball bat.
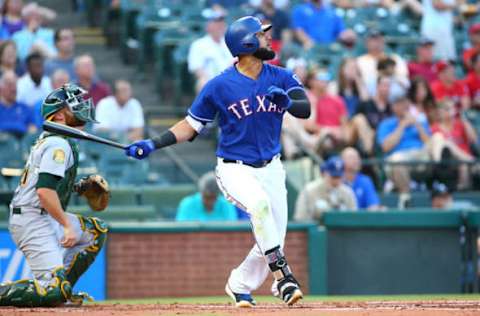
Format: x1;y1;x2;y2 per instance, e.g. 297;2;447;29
43;121;144;156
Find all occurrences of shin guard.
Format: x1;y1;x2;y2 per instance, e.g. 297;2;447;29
66;216;108;286
265;246;303;305
0;267;72;307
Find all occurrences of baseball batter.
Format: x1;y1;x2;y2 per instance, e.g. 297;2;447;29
0;84;109;307
125;16;310;307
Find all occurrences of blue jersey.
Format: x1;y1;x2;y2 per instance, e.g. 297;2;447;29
188;63;303;163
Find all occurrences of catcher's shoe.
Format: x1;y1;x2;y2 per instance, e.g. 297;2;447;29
225;283;256;308
62;292;94;307
277;276;303;306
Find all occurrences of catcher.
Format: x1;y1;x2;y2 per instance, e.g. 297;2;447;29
0;84;110;307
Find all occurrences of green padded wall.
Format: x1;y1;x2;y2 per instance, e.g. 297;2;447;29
324;211;463;295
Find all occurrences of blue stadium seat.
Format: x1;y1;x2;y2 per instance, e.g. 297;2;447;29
0;133;24;168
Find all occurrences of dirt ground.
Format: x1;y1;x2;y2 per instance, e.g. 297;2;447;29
2;300;480;316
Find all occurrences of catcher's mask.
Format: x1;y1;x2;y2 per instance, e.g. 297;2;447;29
42;83;97;124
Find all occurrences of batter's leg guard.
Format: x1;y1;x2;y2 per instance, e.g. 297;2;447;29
265;246;303;306
66;216;108;287
0;267;72;307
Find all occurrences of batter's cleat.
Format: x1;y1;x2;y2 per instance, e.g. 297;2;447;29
278;276;303;306
225;283;256;308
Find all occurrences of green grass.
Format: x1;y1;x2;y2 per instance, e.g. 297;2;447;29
96;294;480;305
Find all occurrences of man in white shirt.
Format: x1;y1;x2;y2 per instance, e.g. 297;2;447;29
356;29;409;98
94;80;144;141
17;52;53;108
421;0;457;60
187;10;233;93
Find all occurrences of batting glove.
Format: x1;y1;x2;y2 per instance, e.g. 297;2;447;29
125;139;155;160
265;86;292;110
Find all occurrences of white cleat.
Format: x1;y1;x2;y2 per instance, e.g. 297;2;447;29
225;283;256;308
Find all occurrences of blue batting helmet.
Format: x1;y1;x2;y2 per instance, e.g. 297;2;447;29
225;16;272;57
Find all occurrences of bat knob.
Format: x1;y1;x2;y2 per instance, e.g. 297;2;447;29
137;148;144;156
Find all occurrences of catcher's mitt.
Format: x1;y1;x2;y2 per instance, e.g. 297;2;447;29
74;175;110;211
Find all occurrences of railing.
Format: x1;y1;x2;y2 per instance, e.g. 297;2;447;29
147;127;199;183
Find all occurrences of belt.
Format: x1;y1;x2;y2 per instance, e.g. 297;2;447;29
222;158;273;168
12;207;47;215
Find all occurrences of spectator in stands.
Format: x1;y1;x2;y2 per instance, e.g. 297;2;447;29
207;0;248;10
281;57;314;159
431;99;477;189
463;23;480;71
377;57;409;102
304;69;349;156
332;0;422;11
1;0;24;36
430;182;452;209
465;52;480;109
16;52;52;108
94;80;144;142
331;0;391;8
33;68;69;128
430;60;470;110
74;54;111;106
408;76;436;124
350;76;392;155
176;171;237;221
294;156;357;221
377;93;433;208
187;10;231;93
420;0;456;60
45;28;76;80
0;70;35;137
50;68;69;89
286;57;308;84
254;1;290;43
408;37;438;82
12;2;56;61
0;40;23;77
291;0;355;49
336;57;369;117
341;147;381;210
253;1;291;63
357;29;408;97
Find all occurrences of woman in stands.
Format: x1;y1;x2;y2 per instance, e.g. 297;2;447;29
0;40;23;76
408;76;436;124
1;0;24;36
431;99;478;189
337;57;369;118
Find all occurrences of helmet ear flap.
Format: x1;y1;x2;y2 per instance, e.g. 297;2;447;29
240;33;260;54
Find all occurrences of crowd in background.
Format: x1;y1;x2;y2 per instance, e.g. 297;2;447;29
2;0;480;219
186;0;480;211
0;0;146;144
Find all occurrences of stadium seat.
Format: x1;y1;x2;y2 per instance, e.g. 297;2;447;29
73;204;157;221
140;184;196;219
153;28;197;99
119;0;148;63
172;39;196;105
136;10;180;72
0;133;24;169
0;205;8;221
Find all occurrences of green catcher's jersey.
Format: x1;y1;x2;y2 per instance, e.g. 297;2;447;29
11;132;79;211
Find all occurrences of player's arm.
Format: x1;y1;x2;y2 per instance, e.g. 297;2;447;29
266;86;311;119
287;88;311;119
36;173;76;247
125;118;198;159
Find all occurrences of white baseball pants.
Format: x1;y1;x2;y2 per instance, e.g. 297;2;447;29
8;209;94;288
216;156;288;294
